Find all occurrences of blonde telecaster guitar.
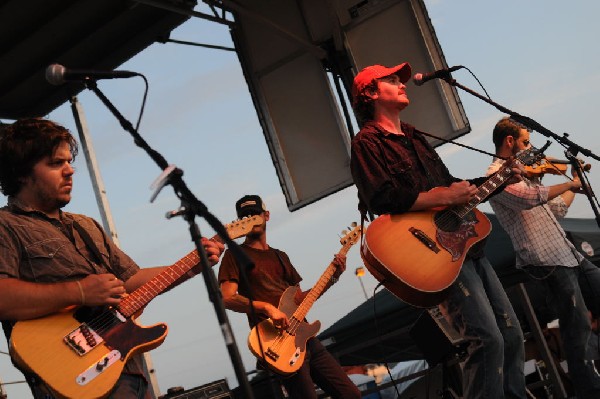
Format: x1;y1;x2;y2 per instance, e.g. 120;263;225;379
247;223;362;375
361;147;544;307
10;215;263;399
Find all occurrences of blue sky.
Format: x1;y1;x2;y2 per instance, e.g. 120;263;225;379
2;1;600;397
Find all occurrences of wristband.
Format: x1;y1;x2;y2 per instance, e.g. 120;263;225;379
76;280;86;306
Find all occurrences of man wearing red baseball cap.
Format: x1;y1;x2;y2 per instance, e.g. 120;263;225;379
350;64;527;399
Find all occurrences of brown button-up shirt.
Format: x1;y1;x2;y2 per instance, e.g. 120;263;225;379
0;198;142;377
0;198;138;284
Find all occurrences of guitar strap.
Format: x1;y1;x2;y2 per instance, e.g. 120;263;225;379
72;220;116;274
272;248;290;285
272;249;310;325
359;210;368;249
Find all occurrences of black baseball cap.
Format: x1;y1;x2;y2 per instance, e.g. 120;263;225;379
236;195;267;218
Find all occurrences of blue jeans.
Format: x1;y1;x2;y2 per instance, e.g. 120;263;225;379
525;259;600;399
577;258;600;318
280;338;361;399
443;256;526;399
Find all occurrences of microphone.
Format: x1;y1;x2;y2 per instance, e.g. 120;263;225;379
412;65;464;86
45;64;138;85
532;140;552;156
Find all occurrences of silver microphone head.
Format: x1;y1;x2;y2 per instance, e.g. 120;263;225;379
45;64;67;85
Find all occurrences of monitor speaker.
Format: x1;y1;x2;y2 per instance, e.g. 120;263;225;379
409;307;465;366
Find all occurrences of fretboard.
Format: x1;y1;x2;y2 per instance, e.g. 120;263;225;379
117;249;200;318
453;162;513;219
291;243;354;322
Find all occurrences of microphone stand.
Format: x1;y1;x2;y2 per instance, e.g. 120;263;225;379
84;79;255;399
441;76;600;227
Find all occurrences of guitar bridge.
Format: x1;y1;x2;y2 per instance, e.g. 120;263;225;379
409;227;440;253
265;348;279;362
64;323;104;356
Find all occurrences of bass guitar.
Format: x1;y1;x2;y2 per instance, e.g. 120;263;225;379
247;223;362;375
10;215;263;399
361;148;544;307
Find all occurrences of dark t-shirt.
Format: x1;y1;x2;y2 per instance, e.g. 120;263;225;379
218;244;302;324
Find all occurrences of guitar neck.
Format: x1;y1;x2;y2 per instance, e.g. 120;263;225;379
292;244;353;322
117;246;203;318
116;215;263;318
453;161;514;218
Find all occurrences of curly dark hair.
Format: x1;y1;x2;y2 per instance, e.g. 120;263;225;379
492;117;530;151
0;118;78;196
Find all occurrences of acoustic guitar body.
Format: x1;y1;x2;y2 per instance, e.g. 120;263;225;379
361;209;491;307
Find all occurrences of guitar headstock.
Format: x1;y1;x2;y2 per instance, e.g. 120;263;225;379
339;222;362;247
225;214;264;240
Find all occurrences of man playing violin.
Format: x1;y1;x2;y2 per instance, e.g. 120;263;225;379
487;116;600;398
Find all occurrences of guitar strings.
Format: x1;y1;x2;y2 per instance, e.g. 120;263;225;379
256;230;360;364
439;152;535;227
20;234;251;375
434;165;512;231
47;258;197;363
263;266;338;355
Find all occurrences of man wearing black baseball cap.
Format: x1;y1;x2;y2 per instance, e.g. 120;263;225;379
235;194;267;219
350;64;526;399
218;195;360;399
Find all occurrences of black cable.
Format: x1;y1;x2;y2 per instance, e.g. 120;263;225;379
163;38;235;52
370;283;402;398
417;129;498;159
369;282;431;399
135;75;149;133
462;66;492;100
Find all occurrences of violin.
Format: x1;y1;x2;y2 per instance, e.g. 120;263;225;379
523;157;591;178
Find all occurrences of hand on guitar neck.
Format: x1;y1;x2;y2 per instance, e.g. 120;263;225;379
179;236;225;278
361;149;542;307
247;224;362;375
9;214;262;399
420;158;523;211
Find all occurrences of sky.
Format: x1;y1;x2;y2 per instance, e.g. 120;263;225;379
2;0;600;397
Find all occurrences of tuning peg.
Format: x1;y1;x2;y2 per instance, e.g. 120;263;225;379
341;230;348;236
350;222;357;227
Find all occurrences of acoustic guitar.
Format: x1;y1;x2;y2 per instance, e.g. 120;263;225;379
361;148;543;307
247;223;362;375
10;215;263;399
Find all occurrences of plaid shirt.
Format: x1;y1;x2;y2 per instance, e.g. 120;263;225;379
487;158;582;268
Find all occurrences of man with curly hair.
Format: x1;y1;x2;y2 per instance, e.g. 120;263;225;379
0;118;223;398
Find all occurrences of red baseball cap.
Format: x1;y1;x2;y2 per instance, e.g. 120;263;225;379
351;63;412;103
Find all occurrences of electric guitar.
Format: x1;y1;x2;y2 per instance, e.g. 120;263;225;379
9;215;263;399
361;148;544;307
247;223;362;375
